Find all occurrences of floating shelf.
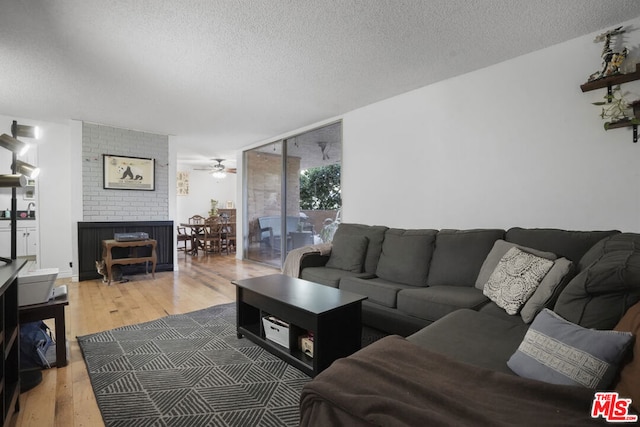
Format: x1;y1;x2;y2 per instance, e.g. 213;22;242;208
580;63;640;92
581;63;640;143
606;119;639;142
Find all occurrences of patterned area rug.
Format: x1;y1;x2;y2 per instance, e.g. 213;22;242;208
78;302;386;427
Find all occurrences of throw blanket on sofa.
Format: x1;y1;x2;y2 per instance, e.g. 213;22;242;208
300;335;607;427
281;243;331;277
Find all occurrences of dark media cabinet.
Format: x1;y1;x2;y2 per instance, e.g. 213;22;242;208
0;258;26;426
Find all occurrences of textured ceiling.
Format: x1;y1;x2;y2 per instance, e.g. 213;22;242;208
2;1;640;165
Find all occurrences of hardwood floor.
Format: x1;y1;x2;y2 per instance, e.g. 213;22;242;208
9;254;279;427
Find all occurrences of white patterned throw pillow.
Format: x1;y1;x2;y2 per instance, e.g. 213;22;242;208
483;247;554;315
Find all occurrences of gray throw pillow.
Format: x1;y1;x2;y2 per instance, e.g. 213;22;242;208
508;309;633;389
427;229;504;287
483;247;554;315
555;248;640;330
325;234;369;273
375;229;437;287
331;224;388;274
520;257;574;323
475;239;557;290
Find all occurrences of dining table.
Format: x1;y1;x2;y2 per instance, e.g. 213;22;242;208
180;220;235;255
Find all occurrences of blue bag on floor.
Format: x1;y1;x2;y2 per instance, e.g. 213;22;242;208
20;321;54;369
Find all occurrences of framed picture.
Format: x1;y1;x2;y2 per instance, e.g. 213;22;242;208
177;171;189;196
103;154;155;190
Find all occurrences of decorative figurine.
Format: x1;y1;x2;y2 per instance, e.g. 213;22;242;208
588;26;628;82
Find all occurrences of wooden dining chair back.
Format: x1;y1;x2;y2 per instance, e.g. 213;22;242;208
189;215;206;225
186;215;206;254
200;217;223;254
176;225;191;254
225;222;237;254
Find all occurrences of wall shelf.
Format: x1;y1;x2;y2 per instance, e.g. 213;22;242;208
580;63;640;92
581;63;640;143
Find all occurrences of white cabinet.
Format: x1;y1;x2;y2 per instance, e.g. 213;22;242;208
0;222;38;257
18;226;37;256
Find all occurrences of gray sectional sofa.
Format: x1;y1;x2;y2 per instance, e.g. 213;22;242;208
299;223;618;336
296;223;640;426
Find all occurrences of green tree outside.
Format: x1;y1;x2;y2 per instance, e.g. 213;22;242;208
299;164;341;210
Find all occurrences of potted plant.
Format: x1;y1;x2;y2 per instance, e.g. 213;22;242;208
209;199;218;217
593;85;640;129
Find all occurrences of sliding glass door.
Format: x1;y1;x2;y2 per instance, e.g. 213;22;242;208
245;140;283;267
244;122;342;268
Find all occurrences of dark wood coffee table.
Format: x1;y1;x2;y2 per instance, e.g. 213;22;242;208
233;274;367;376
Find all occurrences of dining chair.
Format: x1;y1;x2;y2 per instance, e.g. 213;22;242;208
200;217;223;255
188;215;206;254
225;222;237;254
176;225;191;254
188;215;206;224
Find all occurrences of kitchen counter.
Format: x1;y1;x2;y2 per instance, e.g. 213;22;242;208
0;210;36;220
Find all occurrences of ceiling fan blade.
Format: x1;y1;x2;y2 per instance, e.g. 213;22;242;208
193;159;235;173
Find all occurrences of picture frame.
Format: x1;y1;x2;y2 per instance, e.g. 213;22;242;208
177;171;189;196
103;154;155;191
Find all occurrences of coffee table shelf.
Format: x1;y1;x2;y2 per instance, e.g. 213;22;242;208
233;274;366;377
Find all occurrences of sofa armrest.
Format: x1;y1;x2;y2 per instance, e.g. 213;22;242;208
300;253;331;270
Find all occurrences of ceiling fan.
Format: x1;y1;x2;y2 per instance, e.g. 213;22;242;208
194;159;236;177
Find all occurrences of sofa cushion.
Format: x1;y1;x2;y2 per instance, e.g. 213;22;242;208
427;229;505;287
614;301;640;413
340;277;411;308
505;227;619;264
375;228;437;287
579;232;639;271
554;242;640;330
325;233;368;272
507;309;633;389
407;308;529;374
300;266;374;288
483;247;554;315
332;223;388;274
397;286;488;322
520;257;574;323
475;239;557;290
478;301;528;324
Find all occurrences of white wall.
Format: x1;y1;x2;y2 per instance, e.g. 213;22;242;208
175;163;237;223
336;17;640;232
37;119;74;277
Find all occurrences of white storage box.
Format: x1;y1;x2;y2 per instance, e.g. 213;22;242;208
300;336;314;358
18;263;59;306
262;316;290;349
